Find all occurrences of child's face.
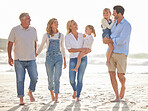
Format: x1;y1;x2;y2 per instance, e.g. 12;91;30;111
85;27;92;35
103;10;111;19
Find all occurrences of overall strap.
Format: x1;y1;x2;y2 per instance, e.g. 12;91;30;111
58;33;61;39
47;33;50;38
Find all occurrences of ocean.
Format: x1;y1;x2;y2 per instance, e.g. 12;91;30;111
0;52;148;75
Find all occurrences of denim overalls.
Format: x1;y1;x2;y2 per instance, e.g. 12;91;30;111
45;33;63;94
102;19;112;38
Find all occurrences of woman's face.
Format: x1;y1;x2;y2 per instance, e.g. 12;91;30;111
51;19;59;29
70;20;78;31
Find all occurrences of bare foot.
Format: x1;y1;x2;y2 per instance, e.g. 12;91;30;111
72;91;76;99
55;99;59;103
19;97;25;105
120;86;126;99
71;68;78;72
28;91;35;102
110;98;120;102
106;61;111;67
76;97;81;102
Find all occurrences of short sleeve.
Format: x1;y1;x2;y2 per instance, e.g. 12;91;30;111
8;28;15;42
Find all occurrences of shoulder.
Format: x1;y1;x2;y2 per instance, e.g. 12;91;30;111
101;18;107;22
29;26;37;31
124;19;131;28
11;25;20;31
65;33;71;39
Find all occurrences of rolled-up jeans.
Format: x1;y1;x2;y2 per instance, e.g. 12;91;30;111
69;56;87;97
14;60;38;98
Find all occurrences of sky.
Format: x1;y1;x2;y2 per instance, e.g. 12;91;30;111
0;0;147;54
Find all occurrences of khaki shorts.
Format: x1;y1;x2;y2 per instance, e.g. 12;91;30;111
106;52;127;74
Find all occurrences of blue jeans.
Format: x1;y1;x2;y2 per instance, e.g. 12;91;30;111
45;53;63;94
14;60;38;98
69;56;87;97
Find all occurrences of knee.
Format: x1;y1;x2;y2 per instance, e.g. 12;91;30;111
110;45;114;50
70;80;75;85
31;77;38;83
109;72;116;78
117;74;125;80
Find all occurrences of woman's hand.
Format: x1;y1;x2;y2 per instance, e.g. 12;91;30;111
63;57;67;69
35;53;38;57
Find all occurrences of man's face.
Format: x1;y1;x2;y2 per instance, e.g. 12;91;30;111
22;15;31;26
113;9;119;20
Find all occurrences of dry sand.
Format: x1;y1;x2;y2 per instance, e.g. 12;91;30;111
0;65;148;111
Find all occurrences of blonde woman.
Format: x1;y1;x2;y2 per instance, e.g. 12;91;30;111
36;18;66;103
72;25;96;72
65;20;91;102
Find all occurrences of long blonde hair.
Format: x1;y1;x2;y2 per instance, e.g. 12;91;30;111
66;20;75;35
46;18;59;37
86;25;96;37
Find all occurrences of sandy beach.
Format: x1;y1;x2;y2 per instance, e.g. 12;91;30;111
0;63;148;111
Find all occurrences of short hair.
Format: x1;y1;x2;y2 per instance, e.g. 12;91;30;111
113;5;124;15
19;13;29;20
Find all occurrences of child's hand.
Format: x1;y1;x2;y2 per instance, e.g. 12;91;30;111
63;62;67;69
83;34;86;38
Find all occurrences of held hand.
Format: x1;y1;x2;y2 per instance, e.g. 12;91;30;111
63;62;67;69
8;57;13;66
83;34;86;38
35;53;38;57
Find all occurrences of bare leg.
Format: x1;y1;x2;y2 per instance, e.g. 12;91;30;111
55;93;59;103
109;72;120;102
71;52;85;72
72;91;76;99
118;73;126;99
106;43;114;67
28;90;35;102
50;90;55;101
19;97;25;105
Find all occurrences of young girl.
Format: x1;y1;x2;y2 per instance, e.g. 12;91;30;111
72;25;96;72
36;18;66;103
101;8;114;66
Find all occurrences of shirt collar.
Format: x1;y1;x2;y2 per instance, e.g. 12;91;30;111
19;25;30;30
115;18;126;25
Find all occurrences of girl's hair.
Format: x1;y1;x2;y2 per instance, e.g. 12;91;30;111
103;8;111;14
66;20;74;35
86;25;96;37
46;18;59;37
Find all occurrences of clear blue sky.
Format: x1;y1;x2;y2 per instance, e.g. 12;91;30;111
0;0;147;54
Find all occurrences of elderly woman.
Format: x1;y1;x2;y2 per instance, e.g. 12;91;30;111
36;18;66;103
65;20;90;102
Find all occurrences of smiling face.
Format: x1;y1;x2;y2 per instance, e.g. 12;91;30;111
103;10;111;19
21;15;31;28
85;26;92;35
113;9;119;20
51;19;59;29
70;20;78;31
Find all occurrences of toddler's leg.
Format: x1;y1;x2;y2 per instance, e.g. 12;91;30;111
72;52;85;72
106;43;114;67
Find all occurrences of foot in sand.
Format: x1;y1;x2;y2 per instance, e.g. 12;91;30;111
110;98;120;102
19;97;25;105
71;68;78;72
120;86;126;99
72;91;76;99
76;97;81;102
28;91;35;102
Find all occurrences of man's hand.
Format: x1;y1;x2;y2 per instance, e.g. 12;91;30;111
8;57;13;66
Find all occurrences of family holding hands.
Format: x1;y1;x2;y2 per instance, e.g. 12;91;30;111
7;5;131;105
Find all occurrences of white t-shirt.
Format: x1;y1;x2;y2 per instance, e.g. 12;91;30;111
8;25;38;61
65;33;84;58
83;35;94;49
37;32;66;57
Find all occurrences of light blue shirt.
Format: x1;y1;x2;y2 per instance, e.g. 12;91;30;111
110;18;131;56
